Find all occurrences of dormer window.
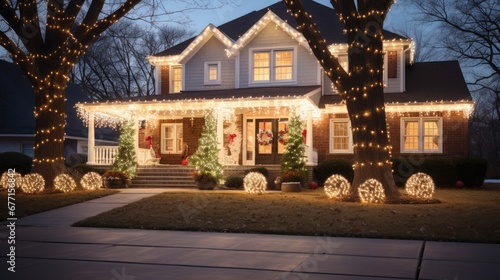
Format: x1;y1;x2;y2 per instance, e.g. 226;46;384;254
171;65;182;93
387;51;398;78
204;61;221;85
250;47;296;84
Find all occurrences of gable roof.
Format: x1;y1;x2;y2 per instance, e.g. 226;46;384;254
0;59;117;141
319;60;472;108
154;1;407;57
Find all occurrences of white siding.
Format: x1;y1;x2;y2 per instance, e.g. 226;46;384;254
239;23;319;88
323;73;339;95
184;36;235;91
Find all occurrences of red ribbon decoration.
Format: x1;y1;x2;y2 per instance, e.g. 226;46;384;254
229;133;237;144
146;135;152;149
263;120;266;130
302;129;307;144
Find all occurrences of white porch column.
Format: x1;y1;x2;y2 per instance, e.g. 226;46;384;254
306;113;314;166
216;110;225;166
87;110;95;164
132;114;140;164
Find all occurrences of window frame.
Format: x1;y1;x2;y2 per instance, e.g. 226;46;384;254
400;117;443;154
170;65;183;93
160;123;183;154
329;118;353;154
249;47;297;85
204;61;221;85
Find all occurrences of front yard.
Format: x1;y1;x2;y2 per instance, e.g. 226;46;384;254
74;186;500;243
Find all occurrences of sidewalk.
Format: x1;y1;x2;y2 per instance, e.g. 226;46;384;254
1;189;499;280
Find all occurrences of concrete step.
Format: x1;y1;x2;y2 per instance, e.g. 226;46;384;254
131;165;196;188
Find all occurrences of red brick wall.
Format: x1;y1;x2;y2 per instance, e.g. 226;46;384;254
313;111;469;164
160;66;170;94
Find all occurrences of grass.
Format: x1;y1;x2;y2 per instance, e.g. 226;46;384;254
0;188;118;221
74;186;500;243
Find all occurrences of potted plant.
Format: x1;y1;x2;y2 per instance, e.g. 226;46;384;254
102;170;130;188
192;171;218;190
280;170;305;192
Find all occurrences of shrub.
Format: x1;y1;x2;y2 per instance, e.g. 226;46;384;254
70;164;104;181
392;157;419;187
455;157;488;187
0;152;32;175
420;158;457;187
245;167;269;178
65;153;88;167
102;170;129;184
224;176;243;189
281;170;305;184
313;159;353;186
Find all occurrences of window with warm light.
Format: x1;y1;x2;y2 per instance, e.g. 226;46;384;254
204;61;221;85
330;119;353;153
401;118;442;153
171;66;182;93
251;48;295;83
161;123;183;154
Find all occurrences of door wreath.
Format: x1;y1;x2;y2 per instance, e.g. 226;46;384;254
257;129;273;146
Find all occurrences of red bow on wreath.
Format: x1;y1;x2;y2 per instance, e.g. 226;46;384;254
229;133;237;144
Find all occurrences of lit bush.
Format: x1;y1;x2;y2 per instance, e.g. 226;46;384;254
1;171;22;189
21;173;45;194
54;174;77;193
324;174;351;199
80;172;103;190
358;179;386;204
244;172;267;194
405;172;435;199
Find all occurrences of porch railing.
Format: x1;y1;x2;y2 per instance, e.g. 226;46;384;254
94;146;118;165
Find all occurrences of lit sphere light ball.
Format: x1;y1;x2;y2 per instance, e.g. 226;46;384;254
405;172;435;199
21;173;45;194
80;172;103;190
324;174;351;199
358;179;386;203
244;172;267;194
54;174;77;193
1;171;22;189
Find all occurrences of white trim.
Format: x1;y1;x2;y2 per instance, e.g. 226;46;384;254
235;55;240;89
400;117;443;154
383;51;388;87
248;46;298;86
155;66;161;95
160;123;183;154
204;61;221;85
329;118;353;154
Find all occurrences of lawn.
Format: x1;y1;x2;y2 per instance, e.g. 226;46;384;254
74;186;500;243
0;189;118;221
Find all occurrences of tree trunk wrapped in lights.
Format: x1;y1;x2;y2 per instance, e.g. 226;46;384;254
283;0;400;201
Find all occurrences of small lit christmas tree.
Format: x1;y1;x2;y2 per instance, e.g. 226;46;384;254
111;120;138;179
281;113;307;178
189;110;223;184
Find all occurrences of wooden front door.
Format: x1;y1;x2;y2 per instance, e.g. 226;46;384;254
255;119;287;164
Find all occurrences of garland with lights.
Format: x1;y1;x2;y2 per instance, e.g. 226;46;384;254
244;172;267;194
223;120;241;165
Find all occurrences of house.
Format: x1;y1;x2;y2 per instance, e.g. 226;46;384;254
0;59;117;163
76;1;473;174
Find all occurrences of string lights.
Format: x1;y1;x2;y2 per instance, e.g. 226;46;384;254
324;174;351;199
244;172;267;194
405;172;435;199
21;173;45;194
80;172;103;190
54;174;77;193
358;179;386;203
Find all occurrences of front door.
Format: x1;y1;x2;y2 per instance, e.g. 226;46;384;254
255;119;287;164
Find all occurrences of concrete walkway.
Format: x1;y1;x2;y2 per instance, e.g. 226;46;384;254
1;189;499;280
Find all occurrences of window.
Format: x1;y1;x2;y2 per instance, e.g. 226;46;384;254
401;118;442;153
171;65;182;93
204;61;221;85
251;48;295;83
330;119;353;153
387;51;398;79
161;123;183;154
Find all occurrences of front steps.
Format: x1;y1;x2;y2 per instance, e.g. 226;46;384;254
130;165;196;188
